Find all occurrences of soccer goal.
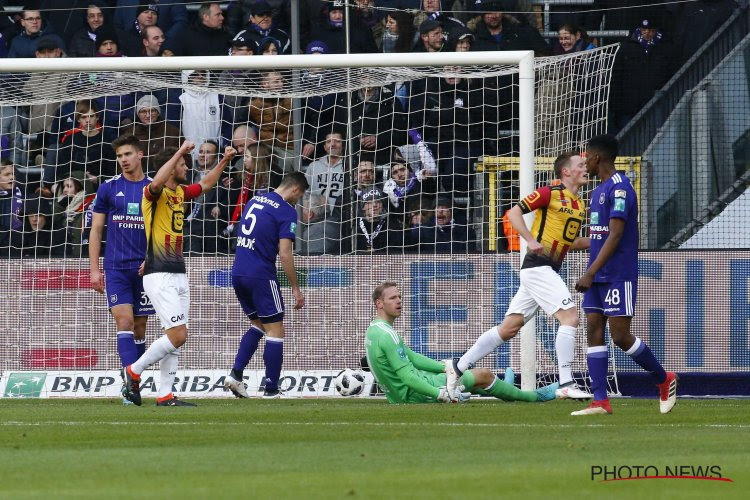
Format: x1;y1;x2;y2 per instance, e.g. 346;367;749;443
0;47;619;398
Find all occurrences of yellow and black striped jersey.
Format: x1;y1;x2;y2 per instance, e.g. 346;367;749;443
517;184;586;272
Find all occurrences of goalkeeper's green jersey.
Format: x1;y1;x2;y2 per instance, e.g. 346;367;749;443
365;318;447;404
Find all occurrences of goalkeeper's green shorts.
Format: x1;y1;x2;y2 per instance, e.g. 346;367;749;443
404;372;447;404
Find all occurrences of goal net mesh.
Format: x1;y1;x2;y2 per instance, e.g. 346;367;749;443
0;46;620;396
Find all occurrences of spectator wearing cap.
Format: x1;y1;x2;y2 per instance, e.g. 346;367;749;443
240;1;291;55
417;195;476;253
119;94;183;172
11;196;67;258
229;29;254;56
415;19;445;52
68;1;111;57
472;0;549;55
164;2;231;57
413;0;466;47
299;40;340;163
354;188;404;254
225;0;293;36
551;23;595;55
610;18;674;132
113;0;188;41
454;26;474;51
308;0;378;54
218;32;259;142
120;3;160;56
379;10;416;53
8;7;66;58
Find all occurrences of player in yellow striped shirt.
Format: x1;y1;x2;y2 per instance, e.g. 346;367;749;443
448;152;592;400
122;140;237;407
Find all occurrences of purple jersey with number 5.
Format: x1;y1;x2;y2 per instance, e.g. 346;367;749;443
587;171;638;282
232;191;297;280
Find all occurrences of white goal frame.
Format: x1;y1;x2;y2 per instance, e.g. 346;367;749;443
1;51;539;389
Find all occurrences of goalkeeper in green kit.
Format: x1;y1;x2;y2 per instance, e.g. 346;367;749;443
365;282;559;404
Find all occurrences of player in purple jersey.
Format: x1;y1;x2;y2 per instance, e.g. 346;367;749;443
573;134;678;415
89;135;154;399
224;172;308;398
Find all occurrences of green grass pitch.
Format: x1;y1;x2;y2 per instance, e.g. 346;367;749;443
1;398;748;499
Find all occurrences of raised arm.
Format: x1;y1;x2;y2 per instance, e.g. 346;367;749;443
199;146;236;194
279;238;304;310
149;141;194;195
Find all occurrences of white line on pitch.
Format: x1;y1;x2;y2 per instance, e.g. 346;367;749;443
1;421;749;428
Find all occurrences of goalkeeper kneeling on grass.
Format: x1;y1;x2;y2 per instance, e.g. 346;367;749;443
365;281;559;403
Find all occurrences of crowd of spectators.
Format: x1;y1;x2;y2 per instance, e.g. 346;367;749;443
0;0;741;257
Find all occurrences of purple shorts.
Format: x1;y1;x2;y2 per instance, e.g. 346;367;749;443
105;268;154;316
233;275;285;323
583;280;637;317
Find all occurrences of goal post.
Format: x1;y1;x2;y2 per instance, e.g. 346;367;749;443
0;47;619;398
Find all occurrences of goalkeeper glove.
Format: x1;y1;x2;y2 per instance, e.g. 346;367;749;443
437;387;456;403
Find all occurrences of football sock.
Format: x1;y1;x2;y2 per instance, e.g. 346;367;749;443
158;348;180;399
457;326;503;374
555;325;577;386
587;346;609;401
625;336;667;384
232;326;265;377
135;339;146;358
263;337;284;391
116;331;138;367
131;335;177;375
460;373;538;402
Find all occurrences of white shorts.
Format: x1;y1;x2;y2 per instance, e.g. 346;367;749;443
506;266;575;322
143;272;190;330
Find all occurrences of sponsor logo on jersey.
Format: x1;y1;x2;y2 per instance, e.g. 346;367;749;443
614;189;627;199
397;347;406;359
290;222;296;233
116;191;125;197
591;212;599;224
614;198;626;212
127;202;139;215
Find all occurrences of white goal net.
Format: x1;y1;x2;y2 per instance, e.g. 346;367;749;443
0;48;619;398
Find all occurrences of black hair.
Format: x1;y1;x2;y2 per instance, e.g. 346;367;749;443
112;135;142;152
587;134;618;163
279;171;310;191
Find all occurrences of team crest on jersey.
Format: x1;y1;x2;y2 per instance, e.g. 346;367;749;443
591;212;599;224
599;193;606;205
127;202;139;215
109;294;117;303
209;105;217;116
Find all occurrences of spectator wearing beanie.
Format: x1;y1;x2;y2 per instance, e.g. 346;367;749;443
119;94;183;172
94;25;122;56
